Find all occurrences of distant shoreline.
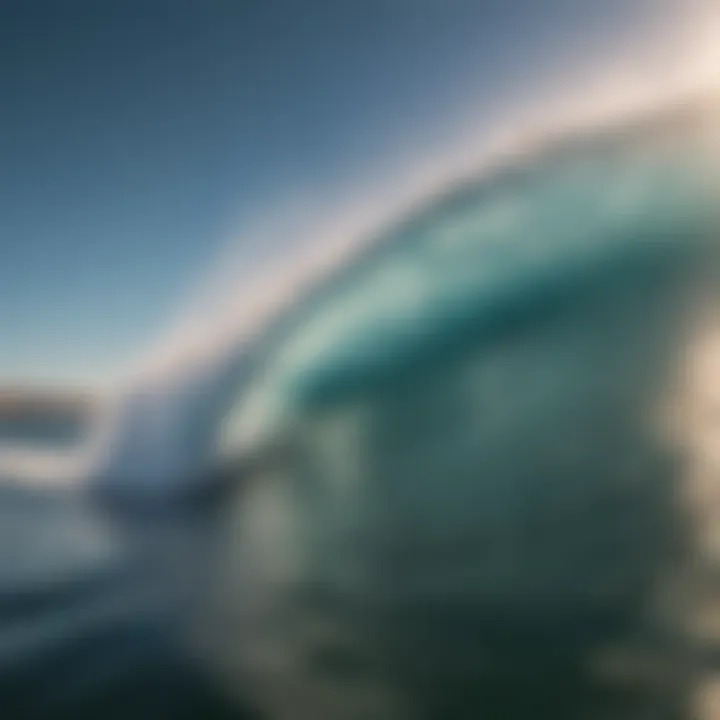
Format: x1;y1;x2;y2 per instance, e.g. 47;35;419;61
0;388;94;415
0;389;94;447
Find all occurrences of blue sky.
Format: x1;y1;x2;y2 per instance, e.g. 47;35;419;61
0;0;679;388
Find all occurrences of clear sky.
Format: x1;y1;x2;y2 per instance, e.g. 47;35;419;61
0;0;686;388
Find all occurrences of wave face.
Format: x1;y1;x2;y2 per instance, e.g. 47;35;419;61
203;101;720;719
